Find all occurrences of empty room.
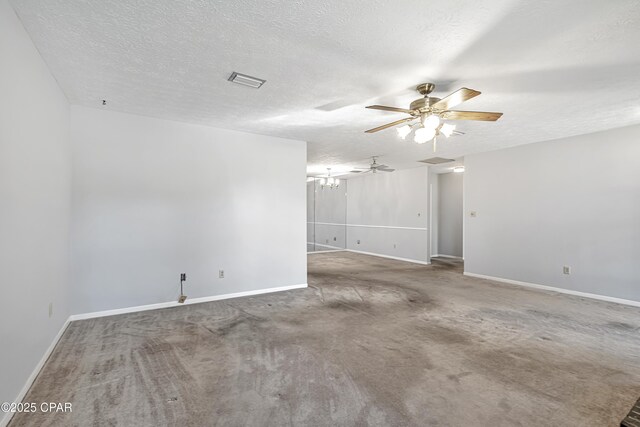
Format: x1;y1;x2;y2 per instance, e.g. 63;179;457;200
2;0;640;426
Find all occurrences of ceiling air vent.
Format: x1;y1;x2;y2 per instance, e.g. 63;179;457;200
228;72;266;88
419;157;455;165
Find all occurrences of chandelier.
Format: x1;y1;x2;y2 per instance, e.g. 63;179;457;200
318;168;340;189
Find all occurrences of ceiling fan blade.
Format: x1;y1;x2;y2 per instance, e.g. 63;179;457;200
372;164;389;169
366;105;415;114
431;88;481;111
364;117;414;133
378;168;395;172
441;110;503;121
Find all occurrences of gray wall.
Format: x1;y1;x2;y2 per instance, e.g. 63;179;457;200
310;180;347;251
465;124;640;302
306;181;315;249
70;106;307;314
438;172;463;257
0;0;72;413
429;172;439;257
346;167;429;262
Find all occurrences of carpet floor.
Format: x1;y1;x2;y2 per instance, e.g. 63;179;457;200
10;252;640;426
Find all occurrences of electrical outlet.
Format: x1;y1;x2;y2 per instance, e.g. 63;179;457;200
180;273;186;281
563;266;571;275
219;270;224;279
48;302;53;318
357;240;360;244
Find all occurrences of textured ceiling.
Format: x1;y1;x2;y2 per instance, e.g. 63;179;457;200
10;0;640;175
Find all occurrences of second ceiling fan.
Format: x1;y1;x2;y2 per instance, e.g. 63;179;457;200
350;156;395;174
365;83;502;151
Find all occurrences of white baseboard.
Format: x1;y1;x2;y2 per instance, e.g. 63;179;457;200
432;254;464;260
69;283;308;321
307;242;344;251
1;318;71;427
347;249;431;265
463;272;640;308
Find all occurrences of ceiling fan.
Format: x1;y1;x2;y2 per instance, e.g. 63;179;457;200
364;83;502;151
350;157;395;174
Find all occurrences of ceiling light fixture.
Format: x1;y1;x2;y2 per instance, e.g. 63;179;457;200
365;82;501;152
319;168;340;189
453;166;465;173
228;71;266;88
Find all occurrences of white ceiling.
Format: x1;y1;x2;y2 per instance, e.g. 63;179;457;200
11;0;640;175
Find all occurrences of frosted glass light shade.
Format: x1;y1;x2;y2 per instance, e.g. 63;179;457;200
414;127;436;144
423;114;440;129
396;125;412;139
440;123;456;137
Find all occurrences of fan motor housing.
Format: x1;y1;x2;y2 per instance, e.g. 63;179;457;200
410;97;441;112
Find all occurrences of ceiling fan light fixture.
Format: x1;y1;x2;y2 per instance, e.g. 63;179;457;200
423;114;440;129
440;123;456;138
453;166;465;173
396;125;412;139
415;127;436;144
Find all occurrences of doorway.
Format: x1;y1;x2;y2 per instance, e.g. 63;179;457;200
429;163;464;261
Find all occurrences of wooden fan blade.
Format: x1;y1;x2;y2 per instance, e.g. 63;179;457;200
366;105;415;114
441;110;503;121
364;117;413;133
431;88;481;111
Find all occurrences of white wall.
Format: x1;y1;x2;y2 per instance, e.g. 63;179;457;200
70;106;307;314
346;167;429;262
437;172;463;257
465;124;640;302
0;0;72;416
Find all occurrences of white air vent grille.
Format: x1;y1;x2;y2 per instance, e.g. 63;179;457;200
228;72;266;88
419;157;455;164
